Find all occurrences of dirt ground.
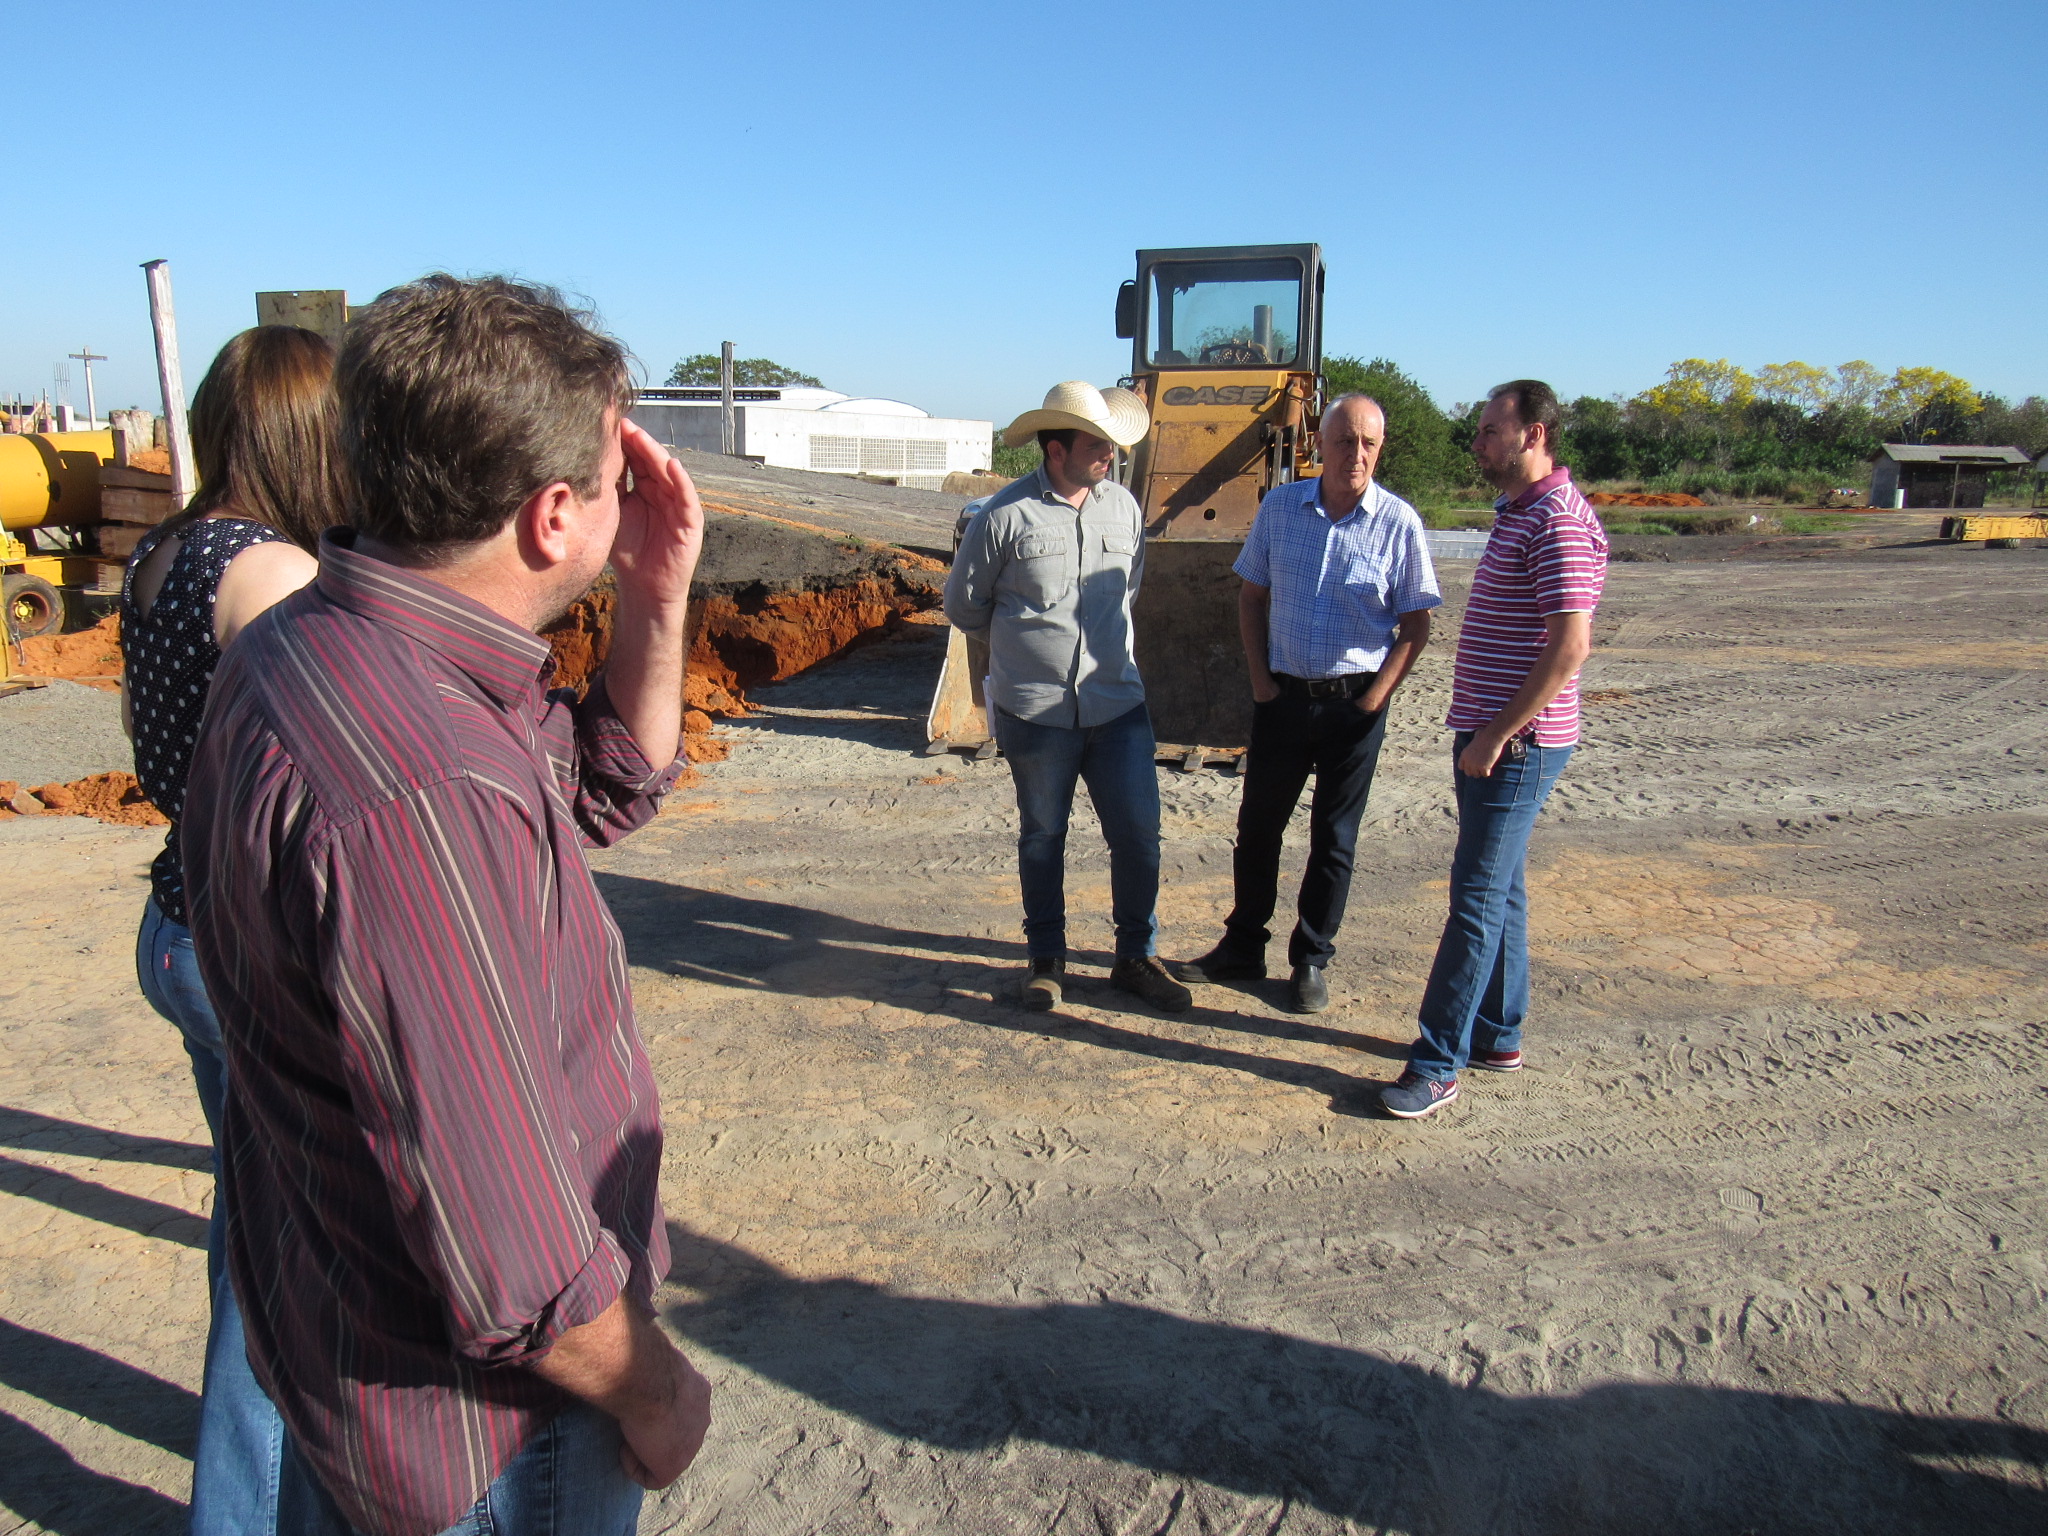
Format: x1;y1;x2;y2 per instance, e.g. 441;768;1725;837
2;542;2044;1534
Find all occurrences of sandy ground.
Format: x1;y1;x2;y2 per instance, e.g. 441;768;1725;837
0;683;134;787
2;543;2045;1533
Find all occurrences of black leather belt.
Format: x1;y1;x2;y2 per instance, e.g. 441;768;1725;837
1272;672;1375;700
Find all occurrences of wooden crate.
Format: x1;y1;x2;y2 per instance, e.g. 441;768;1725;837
100;463;176;526
97;524;153;559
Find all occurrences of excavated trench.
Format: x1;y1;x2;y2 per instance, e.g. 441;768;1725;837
543;512;944;772
7;509;944;820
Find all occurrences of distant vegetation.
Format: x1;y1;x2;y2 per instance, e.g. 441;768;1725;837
1327;355;2047;508
666;355;823;387
1323;357;1473;507
981;356;2046;509
991;439;1042;479
1556;359;2047;501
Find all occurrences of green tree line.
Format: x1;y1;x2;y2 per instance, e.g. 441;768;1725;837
1327;355;2047;506
667;354;822;387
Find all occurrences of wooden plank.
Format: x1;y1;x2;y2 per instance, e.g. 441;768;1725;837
102;485;177;526
96;524;151;558
100;464;173;491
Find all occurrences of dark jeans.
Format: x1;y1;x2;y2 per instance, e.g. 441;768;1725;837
1224;691;1388;968
1408;731;1573;1081
990;702;1161;960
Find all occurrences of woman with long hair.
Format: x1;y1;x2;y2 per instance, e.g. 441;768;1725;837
121;324;349;1535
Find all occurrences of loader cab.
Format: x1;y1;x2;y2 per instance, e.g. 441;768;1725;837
1115;244;1325;545
1117;244;1323;378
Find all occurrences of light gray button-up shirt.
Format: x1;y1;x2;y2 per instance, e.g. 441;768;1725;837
943;465;1147;729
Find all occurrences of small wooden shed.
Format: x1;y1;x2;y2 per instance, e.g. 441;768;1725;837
1868;444;2031;508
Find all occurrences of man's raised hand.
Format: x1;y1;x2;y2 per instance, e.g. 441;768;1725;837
611;418;704;609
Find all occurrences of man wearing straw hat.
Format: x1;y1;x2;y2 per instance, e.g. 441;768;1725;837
945;381;1193;1015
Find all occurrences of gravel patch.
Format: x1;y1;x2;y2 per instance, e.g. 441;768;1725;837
0;681;132;785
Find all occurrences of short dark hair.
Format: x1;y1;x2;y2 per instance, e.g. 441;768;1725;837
181;326;349;552
1487;379;1562;450
1035;428;1079;455
337;274;636;551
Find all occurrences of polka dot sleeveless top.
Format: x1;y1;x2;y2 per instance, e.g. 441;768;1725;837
121;516;290;924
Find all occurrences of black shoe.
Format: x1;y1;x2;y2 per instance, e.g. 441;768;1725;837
1021;956;1065;1011
1286;963;1329;1014
1110;955;1194;1013
1168;942;1267;983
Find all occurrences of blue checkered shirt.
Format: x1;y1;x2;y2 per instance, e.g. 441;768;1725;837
1233;477;1442;677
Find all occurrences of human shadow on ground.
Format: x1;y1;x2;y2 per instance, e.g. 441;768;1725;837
596;874;1400;1110
0;1318;197;1458
0;1152;207;1249
0;1106;211;1172
663;1224;2046;1534
0;1408;186;1535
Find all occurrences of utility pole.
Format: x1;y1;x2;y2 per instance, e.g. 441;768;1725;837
142;260;197;508
718;341;737;456
68;347;106;429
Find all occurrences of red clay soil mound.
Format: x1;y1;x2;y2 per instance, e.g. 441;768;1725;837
689;580;924;695
1587;492;1707;508
20;613;126;691
0;771;167;827
544;576;928;707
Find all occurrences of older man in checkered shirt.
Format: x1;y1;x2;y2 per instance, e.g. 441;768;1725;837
1173;394;1441;1014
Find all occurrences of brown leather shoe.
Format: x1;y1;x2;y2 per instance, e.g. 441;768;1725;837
1109;954;1194;1013
1021;956;1065;1011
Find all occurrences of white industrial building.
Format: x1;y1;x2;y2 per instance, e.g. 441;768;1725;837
630;386;991;490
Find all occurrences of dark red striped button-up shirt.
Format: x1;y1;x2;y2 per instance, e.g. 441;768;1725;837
182;531;680;1536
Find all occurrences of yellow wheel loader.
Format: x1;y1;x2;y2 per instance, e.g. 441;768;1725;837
927;243;1324;762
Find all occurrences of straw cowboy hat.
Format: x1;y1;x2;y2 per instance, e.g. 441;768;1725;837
1001;380;1150;449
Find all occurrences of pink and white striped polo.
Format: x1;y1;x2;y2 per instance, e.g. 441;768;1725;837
1447;467;1609;747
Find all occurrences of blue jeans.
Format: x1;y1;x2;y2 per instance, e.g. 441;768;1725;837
1408;733;1573;1081
276;1403;644;1536
135;897;287;1535
990;702;1161;960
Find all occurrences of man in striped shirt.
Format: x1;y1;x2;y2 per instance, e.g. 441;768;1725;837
183;277;712;1534
1173;395;1441;1013
1383;379;1609;1120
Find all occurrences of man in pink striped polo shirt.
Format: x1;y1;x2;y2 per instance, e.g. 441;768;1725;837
1382;379;1609;1120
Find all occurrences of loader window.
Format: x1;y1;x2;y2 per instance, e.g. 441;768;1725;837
1147;258;1302;368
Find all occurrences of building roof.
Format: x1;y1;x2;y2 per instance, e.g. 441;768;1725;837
820;397;927;418
1873;443;2033;466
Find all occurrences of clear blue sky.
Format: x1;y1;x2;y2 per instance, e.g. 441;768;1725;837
7;0;2041;427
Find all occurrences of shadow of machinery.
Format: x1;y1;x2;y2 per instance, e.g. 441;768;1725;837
662;1223;2047;1534
594;872;1407;1115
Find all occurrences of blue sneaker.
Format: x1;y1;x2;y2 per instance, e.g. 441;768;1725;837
1381;1071;1459;1120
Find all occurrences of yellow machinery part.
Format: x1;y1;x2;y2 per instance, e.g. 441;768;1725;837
1131;369;1306;541
0;431;116;532
1943;514;2046;541
1125;368;1320;746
